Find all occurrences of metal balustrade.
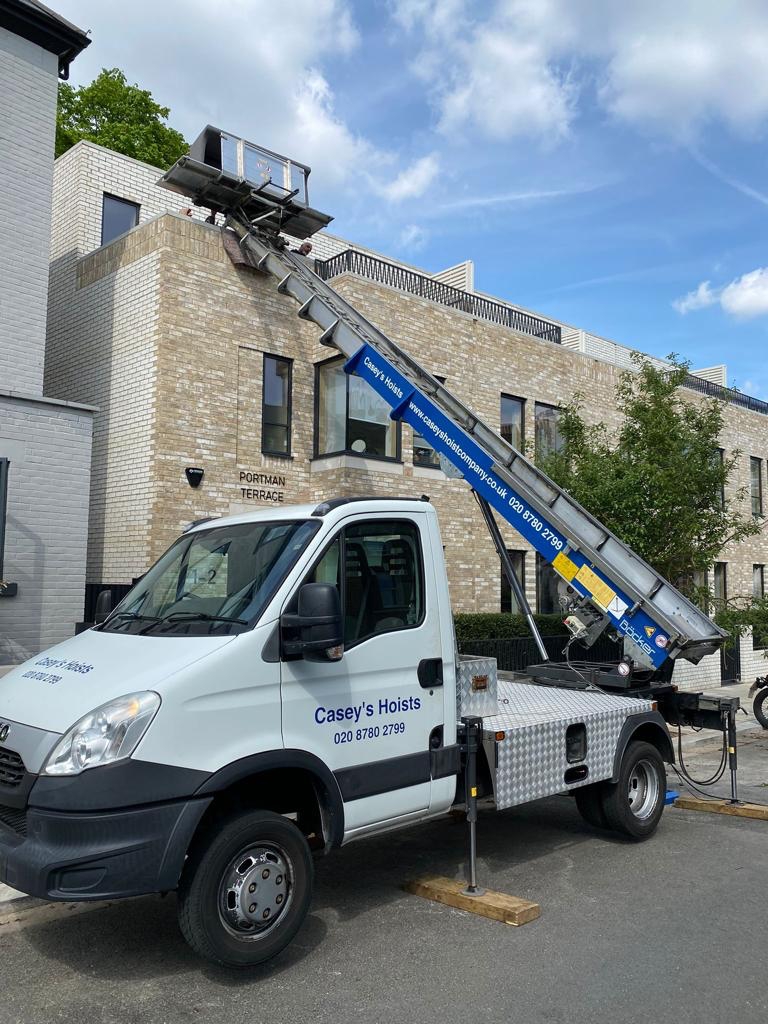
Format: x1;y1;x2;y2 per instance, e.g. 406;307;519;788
317;249;562;344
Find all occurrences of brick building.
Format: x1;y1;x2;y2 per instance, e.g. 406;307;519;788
44;140;768;685
0;1;92;664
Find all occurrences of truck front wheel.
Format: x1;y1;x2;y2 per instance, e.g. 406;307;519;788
600;740;666;840
178;809;313;968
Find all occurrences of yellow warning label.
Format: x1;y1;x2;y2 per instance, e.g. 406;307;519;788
644;626;655;638
553;552;578;582
575;564;616;612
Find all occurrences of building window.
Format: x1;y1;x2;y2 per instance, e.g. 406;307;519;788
536;553;561;614
500;395;525;451
750;457;763;516
0;459;8;579
713;562;727;608
500;550;525;613
692;569;710;613
535;402;563;459
101;194;140;246
315;357;399;460
413;375;445;468
717;448;725;509
262;354;292;456
754;565;765;601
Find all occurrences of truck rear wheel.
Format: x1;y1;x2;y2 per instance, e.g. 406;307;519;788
753;688;768;729
178;809;313;968
600;740;666;840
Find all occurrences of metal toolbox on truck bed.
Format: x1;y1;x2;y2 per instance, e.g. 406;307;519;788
482;678;654;810
457;656;498;717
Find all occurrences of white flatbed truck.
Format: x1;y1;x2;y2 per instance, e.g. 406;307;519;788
0;129;740;968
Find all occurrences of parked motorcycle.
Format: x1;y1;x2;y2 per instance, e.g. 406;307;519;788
749;677;768;729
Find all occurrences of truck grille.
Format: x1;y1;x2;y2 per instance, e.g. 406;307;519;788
0;747;26;788
0;804;27;836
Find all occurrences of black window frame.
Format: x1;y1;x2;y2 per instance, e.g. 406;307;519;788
500;394;525;452
753;564;765;601
313;354;402;464
534;401;563;459
713;561;728;608
101;193;140;247
287;517;426;652
261;353;293;458
536;552;561;614
500;549;525;614
413;374;446;468
750;456;763;517
0;458;8;579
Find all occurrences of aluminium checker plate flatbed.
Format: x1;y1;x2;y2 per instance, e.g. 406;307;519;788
482;678;655;810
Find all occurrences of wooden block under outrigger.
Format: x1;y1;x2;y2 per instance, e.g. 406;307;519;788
403;875;540;926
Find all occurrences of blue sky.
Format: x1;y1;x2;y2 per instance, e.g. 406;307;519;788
57;0;768;397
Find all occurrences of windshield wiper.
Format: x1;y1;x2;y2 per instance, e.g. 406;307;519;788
100;612;160;632
139;611;248;635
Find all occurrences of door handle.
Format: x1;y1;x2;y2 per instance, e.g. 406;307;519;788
417;658;443;688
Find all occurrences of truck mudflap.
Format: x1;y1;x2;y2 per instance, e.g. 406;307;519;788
481;679;656;810
0;797;212;901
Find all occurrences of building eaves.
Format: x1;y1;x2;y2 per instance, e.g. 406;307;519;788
0;0;90;78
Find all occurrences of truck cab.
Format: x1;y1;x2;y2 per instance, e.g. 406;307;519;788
0;498;460;965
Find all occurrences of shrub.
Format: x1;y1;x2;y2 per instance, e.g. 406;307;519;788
453;612;565;645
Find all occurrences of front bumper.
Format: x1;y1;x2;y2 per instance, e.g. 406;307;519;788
0;797;211;901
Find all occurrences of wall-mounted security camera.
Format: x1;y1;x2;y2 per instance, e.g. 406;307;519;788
185;467;204;488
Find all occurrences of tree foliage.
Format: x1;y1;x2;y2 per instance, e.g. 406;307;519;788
538;354;760;594
56;68;187;169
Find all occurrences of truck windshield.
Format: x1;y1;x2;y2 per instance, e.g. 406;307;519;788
101;519;319;636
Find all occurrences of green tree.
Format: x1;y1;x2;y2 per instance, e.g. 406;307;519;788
538;354;760;595
56;68;187;169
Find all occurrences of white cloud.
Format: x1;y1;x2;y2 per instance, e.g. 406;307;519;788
673;281;717;315
55;0;377;192
720;268;768;319
391;0;768;143
674;268;768;319
378;154;440;201
398;224;428;250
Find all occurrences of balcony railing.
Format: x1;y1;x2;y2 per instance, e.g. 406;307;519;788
316;249;562;344
683;373;768;416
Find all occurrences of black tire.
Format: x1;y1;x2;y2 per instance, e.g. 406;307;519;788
574;784;609;829
178;809;313;968
599;740;666;840
753;689;768;729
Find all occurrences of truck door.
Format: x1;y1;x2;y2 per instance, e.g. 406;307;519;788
280;514;446;834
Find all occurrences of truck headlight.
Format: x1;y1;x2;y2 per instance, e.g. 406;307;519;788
42;692;161;776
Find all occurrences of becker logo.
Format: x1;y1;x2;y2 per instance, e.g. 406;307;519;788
0;723;9;743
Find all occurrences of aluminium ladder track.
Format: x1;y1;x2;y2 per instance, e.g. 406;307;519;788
225;211;726;671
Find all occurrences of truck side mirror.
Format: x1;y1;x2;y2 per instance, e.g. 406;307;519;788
281;582;343;662
94;588;114;624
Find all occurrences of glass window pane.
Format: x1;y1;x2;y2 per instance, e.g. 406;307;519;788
220;133;239;175
317;361;347;455
414;375;445;467
344;520;423;645
500;550;525;613
535;402;563;459
713;562;727;607
751;457;762;516
753;565;764;600
262;355;291;455
101;194;139;246
500;395;524;450
536;554;561;614
347;374;396;458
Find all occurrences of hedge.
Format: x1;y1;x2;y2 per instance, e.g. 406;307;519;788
453;612;565;645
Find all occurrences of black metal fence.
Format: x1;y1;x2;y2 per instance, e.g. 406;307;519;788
683;373;768;417
459;633;623;672
317;249;562;344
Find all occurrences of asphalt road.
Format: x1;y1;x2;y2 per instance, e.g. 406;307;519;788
1;766;766;1024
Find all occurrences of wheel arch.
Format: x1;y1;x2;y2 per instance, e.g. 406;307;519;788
609;712;674;783
192;749;345;853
